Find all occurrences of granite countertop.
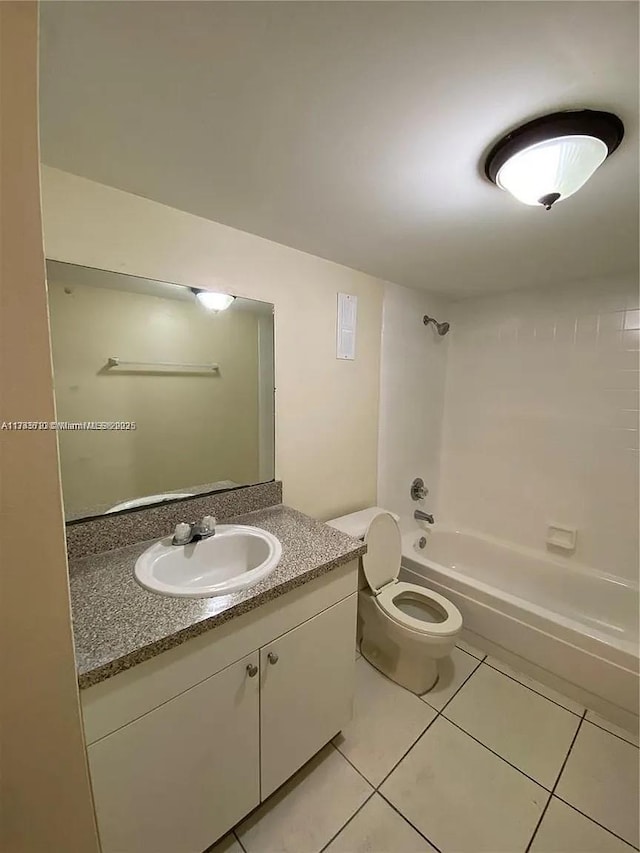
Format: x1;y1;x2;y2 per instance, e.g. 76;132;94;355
70;504;365;689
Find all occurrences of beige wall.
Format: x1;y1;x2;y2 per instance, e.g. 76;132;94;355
48;278;262;515
0;4;100;852
41;166;385;519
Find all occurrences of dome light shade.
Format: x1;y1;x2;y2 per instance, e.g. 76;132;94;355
485;110;624;210
192;289;235;311
496;136;608;207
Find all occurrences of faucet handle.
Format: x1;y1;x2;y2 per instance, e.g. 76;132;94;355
172;522;192;545
201;515;216;534
410;478;429;502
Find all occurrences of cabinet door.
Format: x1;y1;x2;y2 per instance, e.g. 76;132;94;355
260;593;357;798
88;652;260;853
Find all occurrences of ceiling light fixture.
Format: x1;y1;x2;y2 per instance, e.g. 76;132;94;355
191;289;235;312
484;109;624;210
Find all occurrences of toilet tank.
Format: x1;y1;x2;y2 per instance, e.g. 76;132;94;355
326;506;400;593
326;507;400;540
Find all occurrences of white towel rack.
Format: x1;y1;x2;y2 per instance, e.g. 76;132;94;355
107;357;219;372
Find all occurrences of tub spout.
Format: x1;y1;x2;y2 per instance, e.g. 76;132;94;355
414;510;435;524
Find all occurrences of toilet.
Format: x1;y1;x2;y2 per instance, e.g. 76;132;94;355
328;507;463;695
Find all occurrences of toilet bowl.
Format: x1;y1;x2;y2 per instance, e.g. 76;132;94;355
327;507;462;695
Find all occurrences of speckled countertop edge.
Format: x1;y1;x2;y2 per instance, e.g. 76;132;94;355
70;504;365;689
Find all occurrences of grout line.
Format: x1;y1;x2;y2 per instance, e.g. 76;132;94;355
329;741;377;792
552;796;640;852
551;709;587;789
421;654;482;715
456;643;487;663
482;660;584;717
374;710;441;790
376;789;444;853
525;710;586;853
523;790;553;853
442;716;553;792
233;830;248;853
318;790;376;853
582;716;640;749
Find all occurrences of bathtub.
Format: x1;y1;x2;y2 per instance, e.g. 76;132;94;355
400;526;639;719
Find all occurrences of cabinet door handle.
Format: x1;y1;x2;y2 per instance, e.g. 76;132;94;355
267;652;279;665
246;663;258;677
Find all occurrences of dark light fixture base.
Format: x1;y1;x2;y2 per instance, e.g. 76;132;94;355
484;109;625;202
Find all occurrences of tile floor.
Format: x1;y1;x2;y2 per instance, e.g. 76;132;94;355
211;643;639;853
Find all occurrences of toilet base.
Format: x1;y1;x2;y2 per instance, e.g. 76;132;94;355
358;588;460;695
361;636;439;695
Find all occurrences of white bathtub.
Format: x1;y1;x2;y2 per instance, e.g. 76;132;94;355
400;526;639;719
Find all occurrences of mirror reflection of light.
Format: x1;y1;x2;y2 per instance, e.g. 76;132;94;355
193;290;235;311
496;135;608;206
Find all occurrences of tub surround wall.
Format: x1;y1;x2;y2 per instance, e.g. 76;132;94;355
66;480;283;560
377;282;450;527
41;166;385;521
439;275;639;580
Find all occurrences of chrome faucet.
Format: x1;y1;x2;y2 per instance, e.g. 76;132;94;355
171;515;217;545
414;509;435;525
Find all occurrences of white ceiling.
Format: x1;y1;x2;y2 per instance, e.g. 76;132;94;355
39;1;639;297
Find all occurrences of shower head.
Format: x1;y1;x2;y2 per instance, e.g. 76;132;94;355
423;315;450;336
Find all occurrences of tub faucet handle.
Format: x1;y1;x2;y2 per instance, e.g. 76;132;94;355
410;478;429;501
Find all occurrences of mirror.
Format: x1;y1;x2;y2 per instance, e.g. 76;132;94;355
46;261;275;521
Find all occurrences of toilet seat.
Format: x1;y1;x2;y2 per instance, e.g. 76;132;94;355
363;512;462;637
376;582;463;636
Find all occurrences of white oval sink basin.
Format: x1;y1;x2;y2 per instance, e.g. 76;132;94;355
134;524;282;598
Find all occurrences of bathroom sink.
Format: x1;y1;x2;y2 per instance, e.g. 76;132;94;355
134;525;282;598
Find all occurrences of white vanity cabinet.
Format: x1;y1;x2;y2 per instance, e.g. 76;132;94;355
87;652;260;853
82;561;358;853
260;596;356;797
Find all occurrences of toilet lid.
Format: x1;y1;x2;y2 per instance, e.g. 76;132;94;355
363;512;402;593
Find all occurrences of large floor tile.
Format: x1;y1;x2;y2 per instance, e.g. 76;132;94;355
380;716;547;853
529;798;635;853
486;656;585;715
585;711;639;747
236;744;372;853
444;664;580;787
556;723;640;848
420;646;481;711
333;658;436;785
205;833;244;853
324;793;437;853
